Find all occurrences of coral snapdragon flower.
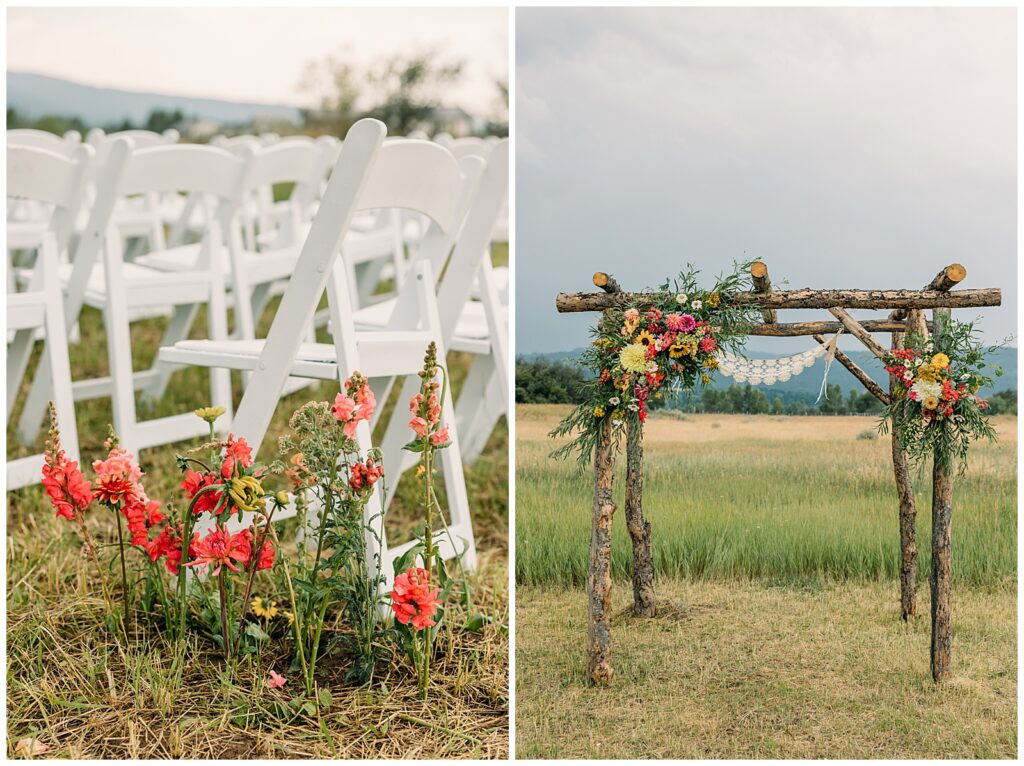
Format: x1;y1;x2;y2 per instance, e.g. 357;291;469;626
332;373;376;438
349;457;384;490
41;450;93;521
391;566;441;630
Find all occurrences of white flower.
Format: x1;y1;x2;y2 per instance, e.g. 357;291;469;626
910;379;941;401
612;419;624;427
609;396;620;406
647;361;659;373
676;293;688;305
691;299;703;310
627;403;639;412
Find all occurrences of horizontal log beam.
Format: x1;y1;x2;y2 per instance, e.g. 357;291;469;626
748;319;934;337
555;287;1001;313
892;263;966;320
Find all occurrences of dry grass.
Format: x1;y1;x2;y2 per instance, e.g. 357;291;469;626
6;264;509;758
516;581;1017;759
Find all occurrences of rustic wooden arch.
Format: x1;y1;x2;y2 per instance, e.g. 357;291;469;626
555;263;1001;686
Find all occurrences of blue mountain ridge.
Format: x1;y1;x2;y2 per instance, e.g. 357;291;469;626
8;71;301;127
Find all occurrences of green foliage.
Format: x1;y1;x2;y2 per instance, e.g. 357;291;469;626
514;358;589;404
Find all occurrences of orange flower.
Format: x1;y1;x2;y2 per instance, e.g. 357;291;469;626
391;566;441;630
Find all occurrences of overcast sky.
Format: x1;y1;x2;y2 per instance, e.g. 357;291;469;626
7;7;507;118
517;7;1016;354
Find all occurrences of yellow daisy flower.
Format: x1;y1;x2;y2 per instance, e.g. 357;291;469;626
194;406;225;423
635;330;655;347
923;396;939;411
669;343;686;359
251;597;279;620
593;405;605;418
705;292;721;309
930;353;950;370
704;357;719;370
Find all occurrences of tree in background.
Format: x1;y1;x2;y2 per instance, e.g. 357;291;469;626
515;359;588;405
300;49;478;138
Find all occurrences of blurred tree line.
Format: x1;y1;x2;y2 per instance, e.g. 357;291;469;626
299;49;508;138
515;358;1018;416
8;106;186;135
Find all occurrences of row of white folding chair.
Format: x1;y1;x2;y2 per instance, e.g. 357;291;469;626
157;118;504;586
17;139;239;455
7;144;88;487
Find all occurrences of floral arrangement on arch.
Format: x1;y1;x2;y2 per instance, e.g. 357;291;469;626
879;318;1000;474
551;263;761;466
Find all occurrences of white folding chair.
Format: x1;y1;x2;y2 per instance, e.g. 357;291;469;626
157;118;490;587
355;140;510;470
7;145;89;488
18;140;239;455
86;129;181;254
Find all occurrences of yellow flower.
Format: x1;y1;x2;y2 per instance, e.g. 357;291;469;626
251;597;279;619
619;344;649;373
593;405;606;418
635;330;654;348
923;396;939;411
229;476;265;513
194;406;225;424
275;490;290;507
930;353;950;370
615;375;631;391
281;610;295;626
704;357;719;370
705;292;721;309
593;337;611;348
669;344;686;359
681;340;698;357
916;363;938;382
701;373;711;384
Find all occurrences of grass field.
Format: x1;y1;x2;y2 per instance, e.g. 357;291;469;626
6;252;509;759
515;404;1016;759
517;405;1016;588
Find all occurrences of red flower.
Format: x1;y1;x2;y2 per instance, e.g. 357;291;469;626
93;475;137;507
220;435;254;479
699;336;717;353
181;469;222;514
349;457;384;491
390;566;441;630
145;525;198;574
186;526;250;576
41;453;93;521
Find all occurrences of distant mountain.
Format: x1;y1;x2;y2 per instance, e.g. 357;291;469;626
7;71;301;127
521;345;1018;402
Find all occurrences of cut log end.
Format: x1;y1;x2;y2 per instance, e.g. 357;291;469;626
593;272;622;294
750;261;768;279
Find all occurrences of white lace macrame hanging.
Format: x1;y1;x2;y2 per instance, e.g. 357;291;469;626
716;332;842;402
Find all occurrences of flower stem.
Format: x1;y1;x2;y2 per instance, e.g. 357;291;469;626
218;568;231;664
273;525;310;695
177;484;218;642
233;502;278;656
115;510;131;637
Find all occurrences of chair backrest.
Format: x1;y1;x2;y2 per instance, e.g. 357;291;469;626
87;128;178;166
7;144;94;250
7;129;81;156
444;136;494;161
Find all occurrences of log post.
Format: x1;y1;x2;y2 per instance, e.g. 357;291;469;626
625;418;655;617
588;393;616;686
890;318;917;621
587;271;622;685
929;300;955;682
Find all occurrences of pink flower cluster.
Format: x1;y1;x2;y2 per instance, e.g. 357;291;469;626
408;386;451;447
41;445;93;522
332;372;376;438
